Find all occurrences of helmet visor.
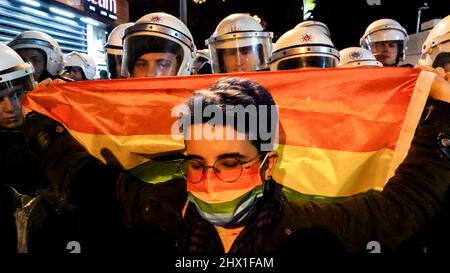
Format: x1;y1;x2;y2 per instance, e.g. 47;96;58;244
192;56;211;75
365;40;404;66
362;29;407;47
208;36;272;73
64;66;86;81
0;63;36;92
122;34;183;78
275;55;338;70
0;74;35;128
0;74;35;94
107;54;123;79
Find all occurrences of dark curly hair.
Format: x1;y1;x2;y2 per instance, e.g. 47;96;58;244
179;77;278;152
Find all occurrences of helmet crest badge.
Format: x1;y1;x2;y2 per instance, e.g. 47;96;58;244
301;34;313;43
350;51;362;60
150;16;161;23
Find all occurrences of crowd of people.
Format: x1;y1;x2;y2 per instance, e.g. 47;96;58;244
0;11;450;256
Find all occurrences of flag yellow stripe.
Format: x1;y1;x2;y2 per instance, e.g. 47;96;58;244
70;130;394;197
273;145;394;197
69;131;184;169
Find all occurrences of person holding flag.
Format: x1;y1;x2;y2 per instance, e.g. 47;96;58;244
0;43;81;253
20;61;450;257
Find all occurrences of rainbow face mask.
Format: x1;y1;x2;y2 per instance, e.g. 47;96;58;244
186;154;269;227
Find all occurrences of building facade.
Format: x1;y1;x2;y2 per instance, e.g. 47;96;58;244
0;0;129;75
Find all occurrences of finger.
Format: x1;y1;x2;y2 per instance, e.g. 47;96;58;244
53;79;66;84
436;67;447;78
37;78;52;88
416;65;436;73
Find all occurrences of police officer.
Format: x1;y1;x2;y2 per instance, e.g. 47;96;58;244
206;13;273;73
338;47;382;68
192;48;212;75
270;26;339;70
420;14;450;72
64;52;97;81
121;12;196;78
7;31;69;82
104;22;134;79
0;44;49;252
295;20;331;38
360;19;409;67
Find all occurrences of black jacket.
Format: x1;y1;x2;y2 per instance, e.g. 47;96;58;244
0;128;49;194
22;101;450;254
0;128;90;253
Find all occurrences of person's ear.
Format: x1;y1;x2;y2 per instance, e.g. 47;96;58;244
264;151;278;180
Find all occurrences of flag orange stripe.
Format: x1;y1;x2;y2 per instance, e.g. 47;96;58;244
26;68;417;124
40;67;417;106
279;108;401;150
23;68;419;151
26;98;402;152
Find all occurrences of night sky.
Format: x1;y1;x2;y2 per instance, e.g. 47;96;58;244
129;0;450;50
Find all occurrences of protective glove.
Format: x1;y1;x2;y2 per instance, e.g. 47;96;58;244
21;112;66;159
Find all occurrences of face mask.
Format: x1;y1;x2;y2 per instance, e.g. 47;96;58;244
187;154;269;227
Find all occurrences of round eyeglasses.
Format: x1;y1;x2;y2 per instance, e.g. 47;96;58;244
178;153;266;183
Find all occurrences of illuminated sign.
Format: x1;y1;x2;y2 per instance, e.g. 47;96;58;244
84;0;117;20
55;0;84;11
303;0;316;20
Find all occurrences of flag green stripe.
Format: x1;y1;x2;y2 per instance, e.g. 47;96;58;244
188;186;263;214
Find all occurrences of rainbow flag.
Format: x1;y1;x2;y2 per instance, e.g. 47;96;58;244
23;67;434;200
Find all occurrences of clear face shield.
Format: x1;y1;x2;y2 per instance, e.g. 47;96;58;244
0;64;36;128
192;55;211;75
106;54;122;79
207;33;272;73
65;66;87;81
275;55;338;70
0;63;36;93
365;40;404;66
271;45;339;70
362;29;406;66
122;34;184;78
